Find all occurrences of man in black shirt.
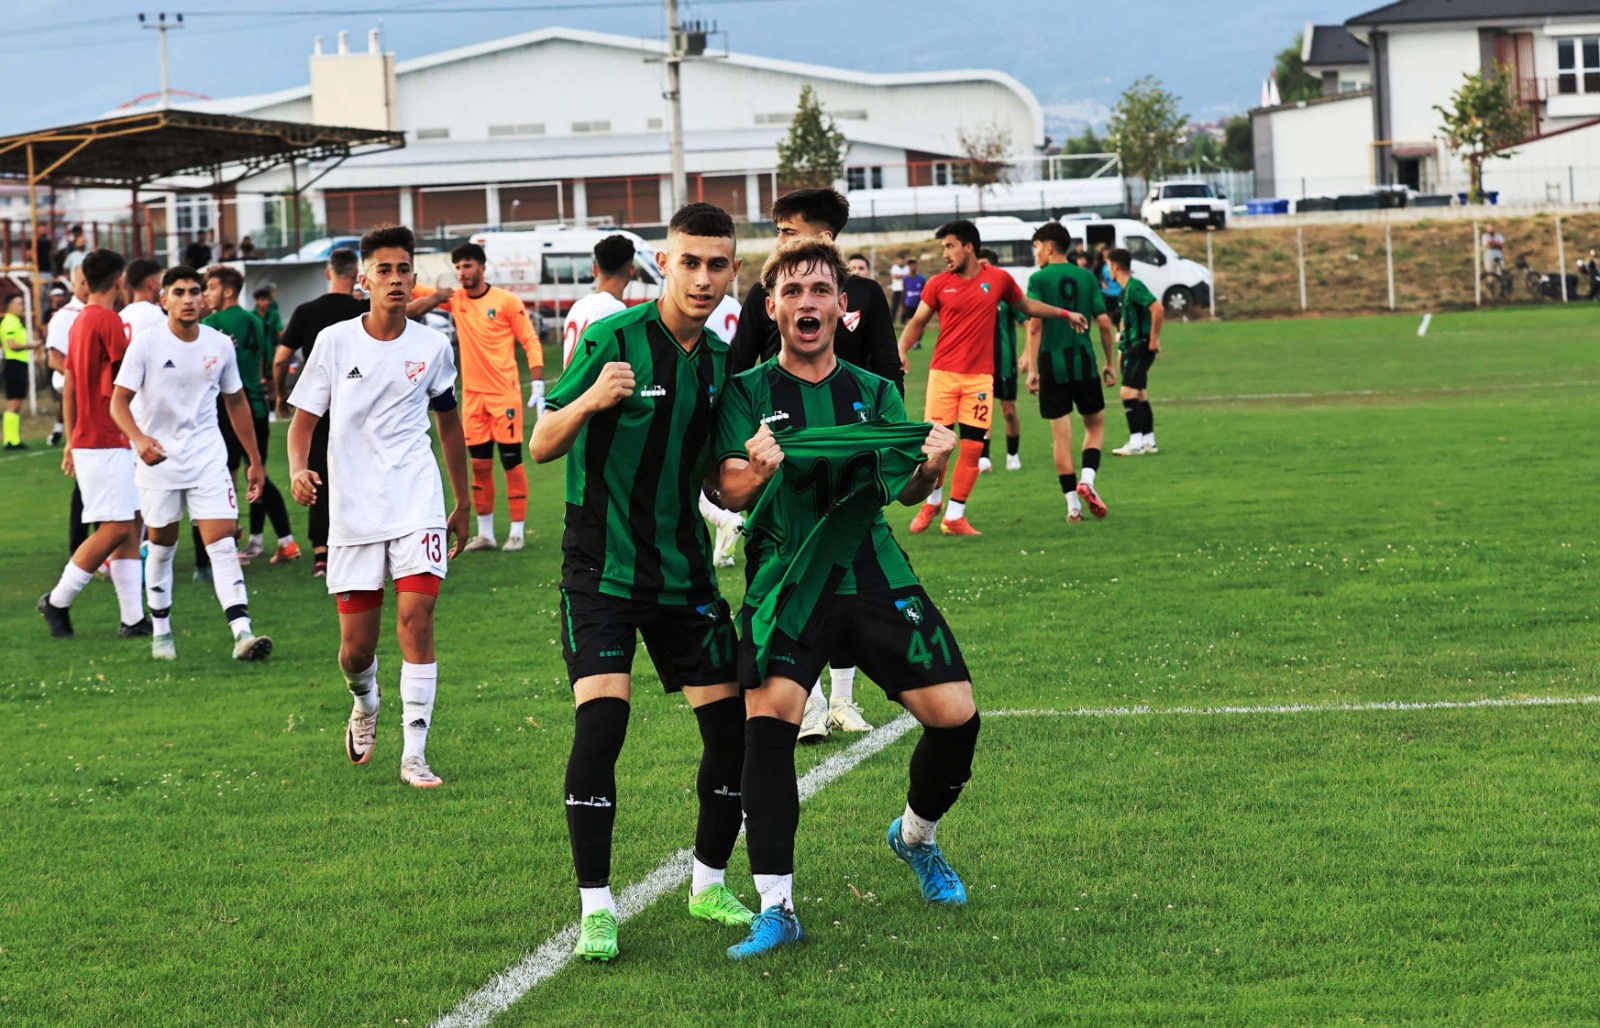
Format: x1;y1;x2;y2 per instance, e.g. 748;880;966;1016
273;247;368;576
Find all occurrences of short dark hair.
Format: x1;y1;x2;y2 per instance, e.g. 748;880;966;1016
252;287;273;301
2;293;21;308
360;223;416;261
81;249;126;293
328;247;360;279
593;234;636;276
1031;222;1074;254
906;257;919;265
668;202;736;240
451;242;487;265
125;258;163;291
761;237;851;295
847;252;869;264
771;188;850;236
977;247;999;263
206;265;245;297
162;265;202;289
936;219;980;250
1105;247;1133;271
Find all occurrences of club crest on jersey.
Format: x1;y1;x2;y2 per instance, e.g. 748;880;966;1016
851;401;871;423
203;356;218;372
486;308;497;320
896;597;925;625
980;282;992;293
695;603;722;622
404;360;427;384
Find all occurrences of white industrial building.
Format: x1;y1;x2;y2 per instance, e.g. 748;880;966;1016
112;26;1051;248
1253;0;1600;204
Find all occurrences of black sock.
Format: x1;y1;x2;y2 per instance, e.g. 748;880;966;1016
907;713;981;823
1006;434;1019;457
1058;472;1077;495
981;433;991;459
742;716;800;876
1141;401;1154;436
1122;399;1139;436
692;696;746;872
1082;447;1101;472
565;697;630;888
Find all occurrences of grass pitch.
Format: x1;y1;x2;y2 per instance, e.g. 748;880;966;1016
2;305;1597;1026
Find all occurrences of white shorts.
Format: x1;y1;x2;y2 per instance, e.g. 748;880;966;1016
75;447;140;523
139;466;239;528
326;527;450;594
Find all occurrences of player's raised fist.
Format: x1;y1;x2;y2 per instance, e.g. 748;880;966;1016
290;468;321;506
585;361;635;412
746;423;784;480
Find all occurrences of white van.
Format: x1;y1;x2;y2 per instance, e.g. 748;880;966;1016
970;215;1213;316
420;227;665;318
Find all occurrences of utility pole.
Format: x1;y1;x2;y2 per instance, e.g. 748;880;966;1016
664;0;687;212
139;13;185;108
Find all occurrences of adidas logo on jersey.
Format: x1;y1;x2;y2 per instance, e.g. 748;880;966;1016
641;384;666;397
162;359;176;368
760;411;790;426
346;367;363;379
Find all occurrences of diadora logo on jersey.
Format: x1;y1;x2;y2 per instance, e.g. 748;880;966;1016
896;596;925;625
404;360;427;384
641;384;666;398
851;401;871;423
346;367;363;379
203;356;218;372
760;411;790;426
162;359;176;369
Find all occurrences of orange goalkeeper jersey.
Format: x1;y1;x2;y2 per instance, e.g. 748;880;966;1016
415;282;541;397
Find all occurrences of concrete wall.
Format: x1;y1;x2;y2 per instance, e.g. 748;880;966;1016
1255;93;1374;198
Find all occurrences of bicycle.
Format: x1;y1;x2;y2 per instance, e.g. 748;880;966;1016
1483;260;1514;300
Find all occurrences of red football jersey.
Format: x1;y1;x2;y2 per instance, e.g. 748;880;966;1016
923;265;1026;375
66;304;131;450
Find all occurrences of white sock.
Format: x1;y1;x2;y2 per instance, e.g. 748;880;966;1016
204;537;251;636
1145;432;1156;448
1066;492;1083;515
401;660;438;761
900;803;939;847
476;514;495;539
944;499;966;521
52;420;63;434
579;886;616;917
145;542;176;633
48;561;94;609
924;487;942;507
829;666;857;706
509;520;524;539
1082;466;1096;489
344;658;379;714
109;558;145;625
753;872;793;913
278;534;295;546
248;533;264;547
691;856;725;896
699;493;742;531
808;680;824;705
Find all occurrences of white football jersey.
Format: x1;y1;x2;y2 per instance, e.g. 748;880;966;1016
562;291;627;368
288;315;459;547
113;323;243;490
46;298;84;356
120;300;166;343
709;293;741;344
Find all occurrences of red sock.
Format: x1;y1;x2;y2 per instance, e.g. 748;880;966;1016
505;464;529;523
950;440;984;503
470;458;496;517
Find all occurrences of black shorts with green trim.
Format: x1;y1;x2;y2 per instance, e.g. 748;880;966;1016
993;373;1018;402
559;587;736;691
1038;376;1105;420
1120;346;1158;391
737;584;970;698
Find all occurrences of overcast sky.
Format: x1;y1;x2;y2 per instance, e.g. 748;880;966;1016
6;0;1363;138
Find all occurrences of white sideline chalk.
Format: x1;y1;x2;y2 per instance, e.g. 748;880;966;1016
1417;312;1432;337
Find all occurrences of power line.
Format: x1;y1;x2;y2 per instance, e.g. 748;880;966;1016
178;0;796;14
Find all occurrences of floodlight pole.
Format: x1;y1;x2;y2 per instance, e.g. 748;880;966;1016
665;0;687;213
140;13;185;109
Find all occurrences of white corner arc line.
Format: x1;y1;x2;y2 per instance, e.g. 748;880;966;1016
430;712;919;1028
434;693;1594;1027
1417;312;1432;337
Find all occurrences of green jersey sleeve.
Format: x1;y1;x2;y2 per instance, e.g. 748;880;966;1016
714;374;759;464
1127;278;1156;310
546;327;617;412
879;378;907;423
1090;280;1107;318
1025;268;1046;304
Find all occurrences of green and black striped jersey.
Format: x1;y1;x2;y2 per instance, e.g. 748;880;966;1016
993;300;1025;381
1119;277;1157;353
715;357;921;598
1027;261;1106;383
547;300;729;605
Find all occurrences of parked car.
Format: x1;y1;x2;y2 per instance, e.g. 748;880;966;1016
973;215;1212;316
463;226;664;318
292;236;363;261
1140;181;1228;230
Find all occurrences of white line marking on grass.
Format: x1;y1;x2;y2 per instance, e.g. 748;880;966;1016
431;712;918;1028
1417;312;1432;336
1168;380;1600;405
435;693;1595;1027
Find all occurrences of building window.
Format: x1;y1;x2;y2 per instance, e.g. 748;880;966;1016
1557;36;1600;94
416;127;450;141
833;109;868;120
647;117;663;130
175;193;212;235
754;112;793;125
572;120;612;133
846;166;884;191
489;123;545;137
932;162;954;187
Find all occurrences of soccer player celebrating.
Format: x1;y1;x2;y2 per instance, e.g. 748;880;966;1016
716;238;973;960
1025;223;1118;521
530;203;748;964
37;250;149;639
202;266;298;564
410;242;542;552
898;220;1087;536
975;247;1026;473
1106;247;1164;456
286;225;470;789
562;235;634;369
109;265;270;662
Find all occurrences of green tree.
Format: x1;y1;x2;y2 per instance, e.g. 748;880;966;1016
1274;33;1323;103
1433;62;1533;204
1108;76;1188;196
954;121;1012;211
1222;115;1254;171
776;85;847;189
1050;126;1109;179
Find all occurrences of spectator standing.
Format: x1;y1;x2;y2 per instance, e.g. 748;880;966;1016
901;258;925;339
1482;223;1505;275
889;251;909;324
184;231;213;269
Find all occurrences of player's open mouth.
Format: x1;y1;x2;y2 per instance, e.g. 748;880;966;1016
796;315;821;339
